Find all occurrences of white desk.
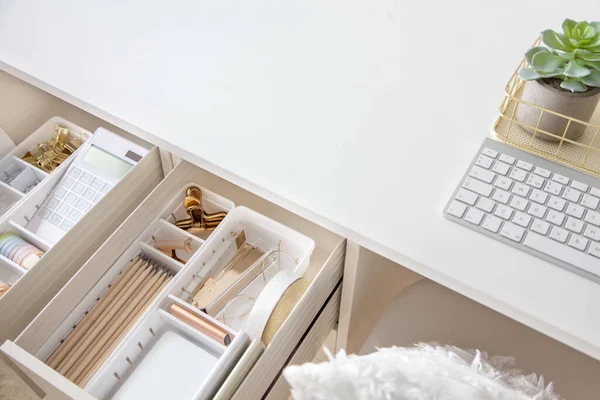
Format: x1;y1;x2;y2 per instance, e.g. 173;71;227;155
1;1;599;360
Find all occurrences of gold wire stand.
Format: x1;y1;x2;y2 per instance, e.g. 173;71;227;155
492;37;600;178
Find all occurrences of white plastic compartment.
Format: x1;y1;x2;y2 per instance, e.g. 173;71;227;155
0;117;90;219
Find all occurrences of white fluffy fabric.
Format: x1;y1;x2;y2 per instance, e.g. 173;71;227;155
284;344;562;400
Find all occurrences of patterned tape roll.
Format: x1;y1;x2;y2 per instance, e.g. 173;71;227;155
242;270;302;342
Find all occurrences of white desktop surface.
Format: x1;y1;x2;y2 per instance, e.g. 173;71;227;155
1;2;599;359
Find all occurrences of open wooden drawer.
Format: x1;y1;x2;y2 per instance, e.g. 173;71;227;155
0;117;162;342
1;160;344;400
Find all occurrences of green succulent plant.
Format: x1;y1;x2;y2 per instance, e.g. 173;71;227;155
519;19;600;93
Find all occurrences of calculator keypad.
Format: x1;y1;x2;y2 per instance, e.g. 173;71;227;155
38;166;113;231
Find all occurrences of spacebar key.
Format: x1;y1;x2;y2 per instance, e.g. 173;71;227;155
523;232;599;277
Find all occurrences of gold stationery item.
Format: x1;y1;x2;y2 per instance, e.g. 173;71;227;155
170;304;232;346
174;186;227;233
153;238;192;253
21;124;83;173
190;230;264;313
0;281;10;298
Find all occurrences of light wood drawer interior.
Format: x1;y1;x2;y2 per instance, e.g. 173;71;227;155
1;159;344;399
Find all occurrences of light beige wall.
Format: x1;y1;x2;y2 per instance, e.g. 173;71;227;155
0;70;139;147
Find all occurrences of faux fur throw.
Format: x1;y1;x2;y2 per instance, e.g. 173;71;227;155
284;344;562;400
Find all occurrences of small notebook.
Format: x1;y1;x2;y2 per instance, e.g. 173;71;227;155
112;331;218;400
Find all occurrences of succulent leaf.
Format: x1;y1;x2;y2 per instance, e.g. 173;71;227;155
525;46;549;65
586;60;600;71
542;29;574;51
563;19;577;39
581;70;600;87
518;68;540;80
531;51;567;72
560;78;588;92
564;60;591;77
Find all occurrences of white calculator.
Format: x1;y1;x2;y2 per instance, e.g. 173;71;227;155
27;128;149;245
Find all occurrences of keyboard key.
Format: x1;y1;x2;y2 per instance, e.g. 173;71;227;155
547;196;566;211
93;193;103;204
529;189;548;204
64;192;77;205
549;226;569;243
101;183;112;194
528;204;547;219
565;217;584;234
83;188;97;201
56;202;69;216
571;180;588;192
589;242;600;258
591;187;600;197
447;200;467;218
509;195;528;211
513;212;531;228
463;178;493;197
494;204;513;220
68;167;82;178
60;220;74;231
492;161;511;176
534;167;551;178
75;198;90;212
585;210;600;226
568;235;589;251
72;182;85;195
511;182;530;198
494;176;513;191
67;209;82;222
552;174;570;185
465;208;484;225
566;203;584;219
581;194;600;210
492;189;511;204
54;187;67;200
562;187;581;203
476;197;495;213
525;174;544;189
39;207;51;220
47;198;59;210
584;225;600;241
499;154;515;164
49;213;63;226
516;160;533;171
525;232;600;273
509;168;527;182
482;215;502;233
544;181;564;196
469;166;495;183
90;177;104;191
531;219;550;235
60;176;74;189
500;222;525;242
80;172;93;184
456;188;478;206
482;148;498;158
546;210;565;225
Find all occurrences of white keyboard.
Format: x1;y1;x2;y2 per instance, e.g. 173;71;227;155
35;166;112;233
445;138;600;281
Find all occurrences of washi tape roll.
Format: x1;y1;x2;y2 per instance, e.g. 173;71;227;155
0;232;44;269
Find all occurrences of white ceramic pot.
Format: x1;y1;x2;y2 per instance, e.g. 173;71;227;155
516;79;600;141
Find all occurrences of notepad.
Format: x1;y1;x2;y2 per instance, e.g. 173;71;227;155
113;331;218;400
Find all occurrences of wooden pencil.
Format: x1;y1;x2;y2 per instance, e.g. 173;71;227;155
77;270;171;387
47;257;143;368
58;260;152;376
69;267;162;383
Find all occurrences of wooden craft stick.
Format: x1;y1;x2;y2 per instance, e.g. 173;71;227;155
70;268;163;383
58;261;152;376
77;271;171;387
47;257;143;368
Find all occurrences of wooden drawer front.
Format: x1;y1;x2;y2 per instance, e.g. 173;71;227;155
2;160;344;400
231;243;345;400
0;147;163;342
265;284;342;400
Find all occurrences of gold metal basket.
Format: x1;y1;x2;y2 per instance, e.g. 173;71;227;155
493;37;600;178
